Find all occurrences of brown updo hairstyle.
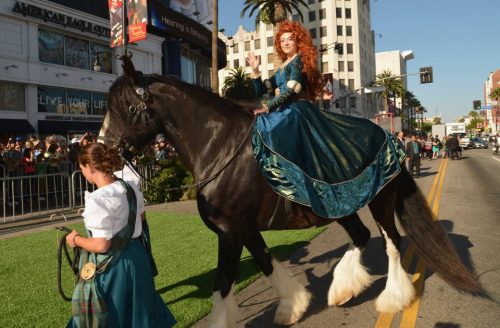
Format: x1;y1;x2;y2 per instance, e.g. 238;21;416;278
274;21;323;101
78;143;123;175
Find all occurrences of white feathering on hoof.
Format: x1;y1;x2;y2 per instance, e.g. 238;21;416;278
328;247;373;306
376;229;416;313
206;286;238;328
269;258;311;325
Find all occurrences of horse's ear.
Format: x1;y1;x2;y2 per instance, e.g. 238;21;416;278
121;55;137;84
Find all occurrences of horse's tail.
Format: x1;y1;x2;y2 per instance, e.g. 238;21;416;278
394;169;484;295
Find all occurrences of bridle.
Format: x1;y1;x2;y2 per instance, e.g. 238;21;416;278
98;73;156;158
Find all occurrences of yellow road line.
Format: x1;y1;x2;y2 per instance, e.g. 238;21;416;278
399;159;448;328
374;159;447;328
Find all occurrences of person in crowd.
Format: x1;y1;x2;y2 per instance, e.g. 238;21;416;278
406;135;422;177
424;135;433;160
0;143;5;177
22;147;36;176
245;21;405;218
441;135;448;159
44;143;59;173
65;143;176;327
432;135;441;159
396;131;406;153
446;134;460;160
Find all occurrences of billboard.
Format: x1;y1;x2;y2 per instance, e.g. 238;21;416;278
156;0;213;26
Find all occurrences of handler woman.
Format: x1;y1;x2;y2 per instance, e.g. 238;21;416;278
247;21;405;219
65;143;175;327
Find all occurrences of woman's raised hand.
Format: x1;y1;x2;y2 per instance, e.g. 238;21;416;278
246;52;260;76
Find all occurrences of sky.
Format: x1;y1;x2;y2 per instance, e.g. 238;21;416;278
218;0;500;123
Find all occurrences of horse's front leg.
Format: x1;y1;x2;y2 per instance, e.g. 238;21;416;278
245;231;311;325
328;213;373;306
207;235;243;328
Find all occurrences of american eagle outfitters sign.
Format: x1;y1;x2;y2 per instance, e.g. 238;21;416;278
13;1;110;38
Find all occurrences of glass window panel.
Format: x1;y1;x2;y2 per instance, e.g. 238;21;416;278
38;29;64;65
254;39;261;49
348;61;354;72
346;26;352;36
346;8;352;19
337;25;343;36
234;59;239;68
0;81;25;112
347;43;353;54
65;35;90;69
92;92;108;116
181;56;196;84
66;89;91;115
233;43;239;53
319;9;326;20
309;28;316;39
245;41;250;51
338;61;345;72
320;26;327;37
90;43;112;73
38;87;66;113
267;36;274;47
336;8;342;18
309;11;316;22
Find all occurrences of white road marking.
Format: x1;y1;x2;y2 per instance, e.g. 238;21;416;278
491;156;500;162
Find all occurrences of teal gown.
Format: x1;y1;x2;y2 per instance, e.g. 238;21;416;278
252;54;406;219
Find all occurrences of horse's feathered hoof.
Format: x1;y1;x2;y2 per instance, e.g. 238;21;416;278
273;286;311;325
327;248;373;307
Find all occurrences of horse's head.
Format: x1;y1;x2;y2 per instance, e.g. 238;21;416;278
98;55;162;160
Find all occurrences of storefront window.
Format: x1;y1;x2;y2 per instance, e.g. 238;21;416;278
38;87;107;115
38;29;64;65
90;43;112;73
92;93;108;115
181;56;196;84
38;87;66;113
0;81;25;112
65;35;90;70
39;29;111;73
67;90;91;115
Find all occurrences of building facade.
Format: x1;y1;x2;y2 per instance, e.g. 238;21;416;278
483;68;500;134
0;0;224;141
219;0;377;119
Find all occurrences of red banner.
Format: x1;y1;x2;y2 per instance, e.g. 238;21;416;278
127;0;148;43
108;0;124;48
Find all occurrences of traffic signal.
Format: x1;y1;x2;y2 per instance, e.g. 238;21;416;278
420;67;433;84
334;43;343;55
472;100;481;110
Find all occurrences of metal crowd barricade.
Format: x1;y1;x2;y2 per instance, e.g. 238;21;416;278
135;164;157;192
1;172;72;223
0;163;157;223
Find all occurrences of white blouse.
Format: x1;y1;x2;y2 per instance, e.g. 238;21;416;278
82;180;145;240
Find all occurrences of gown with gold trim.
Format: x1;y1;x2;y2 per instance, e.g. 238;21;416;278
251;54;406;218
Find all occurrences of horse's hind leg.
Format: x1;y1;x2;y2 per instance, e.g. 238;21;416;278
245;230;311;325
369;189;415;313
328;213;373;306
207;236;243;328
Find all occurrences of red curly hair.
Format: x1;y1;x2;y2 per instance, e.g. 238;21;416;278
274;21;322;100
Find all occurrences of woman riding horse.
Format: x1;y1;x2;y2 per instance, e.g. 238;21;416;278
99;23;483;326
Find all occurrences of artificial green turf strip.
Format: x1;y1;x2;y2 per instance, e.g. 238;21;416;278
0;212;325;328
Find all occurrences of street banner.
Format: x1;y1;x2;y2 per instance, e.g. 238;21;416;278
108;0;124;48
127;0;148;43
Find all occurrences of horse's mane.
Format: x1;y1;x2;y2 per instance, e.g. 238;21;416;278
106;71;254;143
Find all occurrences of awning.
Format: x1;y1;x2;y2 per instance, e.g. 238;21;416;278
0;119;35;133
38;120;102;134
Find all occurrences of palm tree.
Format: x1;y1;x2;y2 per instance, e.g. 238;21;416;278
372;69;406;114
240;0;308;68
490;87;500;132
404;90;421;133
241;0;308;26
222;67;256;101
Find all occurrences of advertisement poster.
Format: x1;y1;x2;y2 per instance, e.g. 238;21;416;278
127;0;148;43
108;0;124;47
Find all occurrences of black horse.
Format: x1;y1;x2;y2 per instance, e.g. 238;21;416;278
100;58;482;326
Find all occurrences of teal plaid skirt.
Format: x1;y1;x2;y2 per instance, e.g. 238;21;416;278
67;239;176;328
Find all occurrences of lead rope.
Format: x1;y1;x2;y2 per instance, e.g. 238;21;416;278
56;227;80;302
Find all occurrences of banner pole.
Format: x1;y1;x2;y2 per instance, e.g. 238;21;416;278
122;0;128;56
